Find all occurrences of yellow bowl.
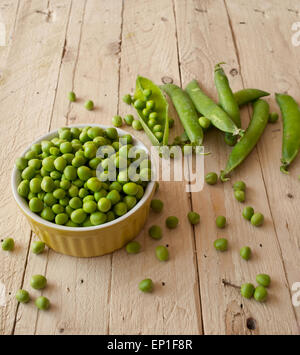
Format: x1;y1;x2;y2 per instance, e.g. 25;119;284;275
11;124;155;258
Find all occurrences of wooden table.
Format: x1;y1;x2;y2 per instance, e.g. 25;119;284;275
1;0;300;335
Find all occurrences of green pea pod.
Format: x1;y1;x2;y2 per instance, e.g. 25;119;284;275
214;63;241;127
161;84;203;145
185;79;242;136
220;99;269;181
234;89;270;107
134;76;169;146
275;93;300;174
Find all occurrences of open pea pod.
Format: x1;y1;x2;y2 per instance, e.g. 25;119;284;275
133;76;169;146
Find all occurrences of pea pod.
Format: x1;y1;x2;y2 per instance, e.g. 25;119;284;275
161;84;203;145
215;63;241;127
220;99;269;181
275;93;300;173
133;76;169;146
185;79;242;136
234;89;270;107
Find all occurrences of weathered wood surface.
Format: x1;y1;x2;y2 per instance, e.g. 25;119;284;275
0;0;299;335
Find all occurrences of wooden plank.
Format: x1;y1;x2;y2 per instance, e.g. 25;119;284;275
109;0;202;335
14;0;124;335
174;0;298;334
0;0;71;335
225;0;300;331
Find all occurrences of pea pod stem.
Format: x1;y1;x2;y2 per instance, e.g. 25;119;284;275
275;93;300;173
161;83;203;146
220;99;270;182
214;63;241;127
185;79;243;136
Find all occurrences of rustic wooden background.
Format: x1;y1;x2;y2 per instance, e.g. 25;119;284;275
0;0;300;335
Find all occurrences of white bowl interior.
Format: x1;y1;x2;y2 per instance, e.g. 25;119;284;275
11;124;155;232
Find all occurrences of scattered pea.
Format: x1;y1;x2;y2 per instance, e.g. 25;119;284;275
165;216;178;229
269;112;279;123
216;215;226;229
155;245;169;261
126;241;141;254
84;100;94;110
150;199;164;213
187;211;200;225
124;114;134;126
112;115;123;127
251;212;264;227
2;238;15;251
234;190;245;202
205;172;218;185
35;296;50;310
214;238;228;251
240;246;252;260
122;94;132;105
139;278;153;293
233;181;246;191
148;225;162;240
16;289;30;303
32;241;46;254
254;285;268;302
240;283;255;299
132;120;143;131
256;274;271;287
199;116;211;129
242;206;254;221
30;274;47;290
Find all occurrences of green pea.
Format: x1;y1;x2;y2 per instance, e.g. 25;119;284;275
114;202;128;216
55;213;69;225
29;178;42;193
31;240;45;255
65;205;74;216
105;127;118;140
187;211;200;225
69;197;82;210
70;209;86;224
42;157;55;172
2;238;14;251
84;100;94;110
16;157;28;171
146;100;155;110
155;245;169;261
88;127;104;139
59;197;69;207
111;115;122;127
213;238;228;251
52;188;65;200
65;220;79;227
251;212;264;227
35;296;50;310
90;211;107;226
50;171;62;180
149;112;158;120
68;184;79;197
40;167;50;177
132;120;143;131
126;241;141;254
123;94;132;105
205;172;218;185
143;89;152;99
139;278;153;293
166;216;178;229
153;124;162;133
256;274;271;287
44;193;57;207
106;190;121;205
121;134;133;145
136;185;144;200
134;99;146;110
30;274;47;290
28;192;37;200
199;116;211;129
84;143;97;159
269;112;279;123
234;190;245;202
16;289;30;303
154;132;163;142
240;283;255;299
148;118;156;129
29;197;44;213
41;207;55;221
107;211;115;222
148;225;162;240
71;127;81;139
17;180;30;198
62;153;75;164
41;177;55;192
216;215;226;229
89;157;101;170
97;197;111;212
123;196;137;210
28;159;42;170
150;199;163;213
31;143;42;155
124;114;134;126
224;132;238;146
49;147;60;156
142;108;151;117
54;157;67;172
73;178;84;187
123;182;138;196
242;206;254;221
86;177;102;192
64;165;77;181
21;166;36;180
68;91;76;102
41;140;54;153
78;188;88;199
82;200;97;214
254;285;268;302
240;246;252;260
82;217;93;227
233;181;246;191
52;204;64;214
25;150;37;160
77;166;92;181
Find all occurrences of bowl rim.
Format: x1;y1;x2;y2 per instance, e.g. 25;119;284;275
11;124;155;232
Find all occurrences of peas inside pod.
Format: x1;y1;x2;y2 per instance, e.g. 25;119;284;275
15;126;151;227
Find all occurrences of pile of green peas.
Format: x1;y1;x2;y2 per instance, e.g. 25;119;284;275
16;126;152;227
240;273;271;302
